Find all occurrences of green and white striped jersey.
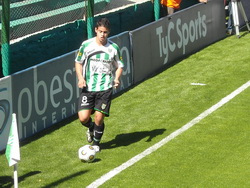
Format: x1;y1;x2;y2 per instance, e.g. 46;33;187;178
75;37;124;92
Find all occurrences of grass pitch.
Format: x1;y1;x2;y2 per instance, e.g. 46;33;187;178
1;32;250;188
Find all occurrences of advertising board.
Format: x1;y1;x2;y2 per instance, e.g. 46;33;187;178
110;32;133;94
11;52;78;140
0;76;13;150
131;0;226;83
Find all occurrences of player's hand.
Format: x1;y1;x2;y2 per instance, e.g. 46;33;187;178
199;0;207;3
78;78;86;88
113;79;120;89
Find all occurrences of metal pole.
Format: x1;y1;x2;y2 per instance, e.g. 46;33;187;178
14;164;18;188
87;0;94;39
1;0;11;76
231;0;240;37
231;0;250;38
154;0;160;21
237;1;250;31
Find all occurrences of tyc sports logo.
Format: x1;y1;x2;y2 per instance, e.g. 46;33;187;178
0;88;11;134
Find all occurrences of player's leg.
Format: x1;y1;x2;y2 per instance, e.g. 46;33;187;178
78;91;95;143
92;111;105;147
78;109;92;124
227;1;234;35
167;7;174;15
92;88;112;151
160;4;168;17
78;109;95;143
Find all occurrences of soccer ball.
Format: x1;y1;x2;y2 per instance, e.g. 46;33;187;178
78;145;96;162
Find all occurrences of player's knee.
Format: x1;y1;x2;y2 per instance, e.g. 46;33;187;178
79;116;93;128
94;112;105;125
80;120;88;126
78;111;88;122
79;116;89;125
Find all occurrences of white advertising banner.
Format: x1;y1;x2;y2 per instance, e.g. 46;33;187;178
0;76;13;151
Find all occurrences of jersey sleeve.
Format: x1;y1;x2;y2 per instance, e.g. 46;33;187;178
114;46;124;68
75;45;85;64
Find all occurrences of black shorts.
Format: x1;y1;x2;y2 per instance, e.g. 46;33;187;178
78;88;113;117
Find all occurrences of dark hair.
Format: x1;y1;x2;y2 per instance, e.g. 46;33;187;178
95;18;111;30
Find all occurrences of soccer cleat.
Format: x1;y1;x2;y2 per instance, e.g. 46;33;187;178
92;145;100;153
86;129;94;143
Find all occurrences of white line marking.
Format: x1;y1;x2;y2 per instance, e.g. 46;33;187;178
87;80;250;188
190;83;207;86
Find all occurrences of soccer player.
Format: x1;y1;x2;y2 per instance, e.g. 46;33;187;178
75;18;124;152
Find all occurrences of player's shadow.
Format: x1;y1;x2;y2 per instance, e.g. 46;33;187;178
101;128;166;150
0;171;41;188
42;170;88;188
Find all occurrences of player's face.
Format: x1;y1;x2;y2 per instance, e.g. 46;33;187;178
95;26;110;45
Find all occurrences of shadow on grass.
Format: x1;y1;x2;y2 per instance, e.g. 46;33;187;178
101;128;166;150
20;114;79;148
0;171;41;188
0;114;79;155
42;170;88;188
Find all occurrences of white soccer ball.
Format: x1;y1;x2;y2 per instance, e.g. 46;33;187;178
78;145;96;162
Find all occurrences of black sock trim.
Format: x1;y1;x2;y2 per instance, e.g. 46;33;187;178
81;117;94;129
93;123;105;142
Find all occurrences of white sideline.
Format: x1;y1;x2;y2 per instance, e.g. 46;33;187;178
87;80;250;188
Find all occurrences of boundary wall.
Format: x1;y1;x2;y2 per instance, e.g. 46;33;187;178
0;0;228;151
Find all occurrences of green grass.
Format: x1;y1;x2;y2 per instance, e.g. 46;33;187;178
1;32;250;188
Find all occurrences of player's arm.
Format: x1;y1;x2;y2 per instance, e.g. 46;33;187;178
113;44;124;88
114;67;123;88
75;62;86;89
